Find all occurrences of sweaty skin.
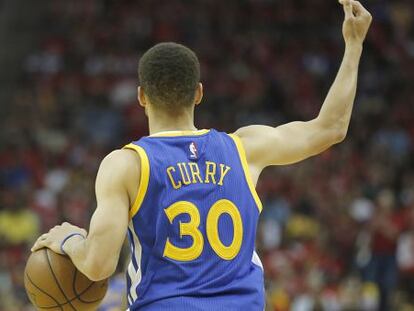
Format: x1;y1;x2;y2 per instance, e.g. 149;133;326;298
32;0;372;282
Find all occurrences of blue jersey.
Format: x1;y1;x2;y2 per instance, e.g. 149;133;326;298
124;129;264;311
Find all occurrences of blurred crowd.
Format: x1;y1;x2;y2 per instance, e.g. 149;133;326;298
0;0;413;310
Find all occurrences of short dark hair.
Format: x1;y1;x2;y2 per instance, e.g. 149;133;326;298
138;42;200;110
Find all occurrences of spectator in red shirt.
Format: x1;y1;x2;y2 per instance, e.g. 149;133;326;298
365;189;402;311
397;205;414;305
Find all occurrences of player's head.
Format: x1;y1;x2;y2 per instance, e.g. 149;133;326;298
138;42;202;114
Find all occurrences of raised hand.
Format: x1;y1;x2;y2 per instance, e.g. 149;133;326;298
340;0;372;46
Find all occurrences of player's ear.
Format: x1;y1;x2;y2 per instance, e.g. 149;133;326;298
138;86;147;108
194;83;203;106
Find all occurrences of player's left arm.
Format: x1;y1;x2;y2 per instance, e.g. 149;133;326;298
234;0;372;181
32;149;139;281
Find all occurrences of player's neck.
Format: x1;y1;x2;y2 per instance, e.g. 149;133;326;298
148;107;197;135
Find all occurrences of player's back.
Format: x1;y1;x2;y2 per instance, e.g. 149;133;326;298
125;129;264;311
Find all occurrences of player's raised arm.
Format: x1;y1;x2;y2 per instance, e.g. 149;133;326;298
32;149;140;281
234;1;372;179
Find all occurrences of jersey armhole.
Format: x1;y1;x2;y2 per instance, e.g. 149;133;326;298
123;143;150;219
228;134;263;213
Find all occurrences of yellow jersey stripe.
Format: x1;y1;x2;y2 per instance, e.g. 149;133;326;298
123;143;150;218
228;134;263;213
150;129;210;137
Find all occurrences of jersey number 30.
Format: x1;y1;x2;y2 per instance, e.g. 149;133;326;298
163;199;243;261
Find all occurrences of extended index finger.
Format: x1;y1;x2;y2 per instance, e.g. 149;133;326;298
31;234;49;252
339;0;354;20
31;239;48;252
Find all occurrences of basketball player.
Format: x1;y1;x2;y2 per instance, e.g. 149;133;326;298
32;1;372;310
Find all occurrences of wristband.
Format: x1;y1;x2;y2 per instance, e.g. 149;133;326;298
60;233;86;255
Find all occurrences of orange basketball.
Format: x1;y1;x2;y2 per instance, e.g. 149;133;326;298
24;249;108;311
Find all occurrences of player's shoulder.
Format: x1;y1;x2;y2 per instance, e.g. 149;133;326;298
102;148;139;165
99;149;140;178
233;125;273;139
97;149;141;198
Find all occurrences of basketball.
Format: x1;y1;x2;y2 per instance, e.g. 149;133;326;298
24;248;108;311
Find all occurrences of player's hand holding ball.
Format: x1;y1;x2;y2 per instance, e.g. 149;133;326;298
339;0;372;46
26;224;108;311
31;222;87;255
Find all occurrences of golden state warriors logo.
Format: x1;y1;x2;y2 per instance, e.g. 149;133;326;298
189;142;198;160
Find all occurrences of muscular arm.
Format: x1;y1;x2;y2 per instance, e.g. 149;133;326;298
234;1;372;181
236;44;361;167
64;150;140;281
32;149;140;281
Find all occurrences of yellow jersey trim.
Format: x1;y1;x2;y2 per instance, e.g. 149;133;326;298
228;134;263;213
150;129;210;137
123;143;150;218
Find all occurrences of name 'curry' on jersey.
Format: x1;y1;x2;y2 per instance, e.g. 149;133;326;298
124;129;264;311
